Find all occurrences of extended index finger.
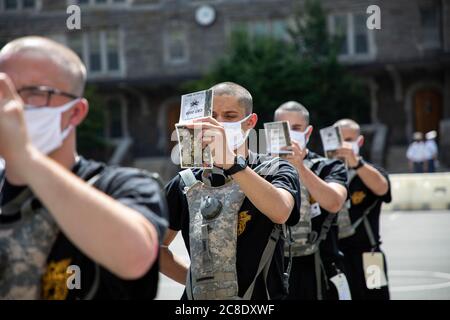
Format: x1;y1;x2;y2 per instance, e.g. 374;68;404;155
0;73;20;101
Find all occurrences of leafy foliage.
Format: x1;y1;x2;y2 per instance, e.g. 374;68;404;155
184;0;370;131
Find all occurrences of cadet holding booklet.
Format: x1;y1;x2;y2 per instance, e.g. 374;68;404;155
272;101;350;300
333;119;391;300
161;82;301;300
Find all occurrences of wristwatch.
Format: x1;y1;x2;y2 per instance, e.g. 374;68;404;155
350;157;365;170
224;156;247;176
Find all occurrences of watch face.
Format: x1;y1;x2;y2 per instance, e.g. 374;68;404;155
236;156;247;167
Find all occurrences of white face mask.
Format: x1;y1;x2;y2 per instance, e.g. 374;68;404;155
24;99;79;155
349;137;362;155
220;114;252;150
290;126;310;149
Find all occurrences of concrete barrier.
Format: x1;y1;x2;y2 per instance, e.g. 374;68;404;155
383;173;450;211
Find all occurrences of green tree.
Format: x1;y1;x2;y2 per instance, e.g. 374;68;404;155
184;0;370;131
77;85;111;160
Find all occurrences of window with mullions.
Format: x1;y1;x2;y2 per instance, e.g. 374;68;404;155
420;4;441;50
72;0;131;7
88;32;102;73
1;0;40;11
4;0;19;10
68;30;124;76
106;30;120;71
246;19;291;42
69;33;84;61
22;0;35;8
328;12;376;61
333;14;348;55
164;27;189;65
105;97;128;139
354;14;369;54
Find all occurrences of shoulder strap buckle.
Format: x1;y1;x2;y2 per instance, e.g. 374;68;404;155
179;169;198;189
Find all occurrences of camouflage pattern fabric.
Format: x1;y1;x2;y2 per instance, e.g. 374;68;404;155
337;170;357;239
0;191;59;299
284;158;321;257
183;174;245;300
337;202;356;239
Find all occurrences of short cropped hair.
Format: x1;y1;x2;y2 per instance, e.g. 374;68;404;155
274;101;310;125
334;118;361;135
211;82;253;115
0;36;87;96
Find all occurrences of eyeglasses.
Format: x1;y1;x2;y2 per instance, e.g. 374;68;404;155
17;86;80;107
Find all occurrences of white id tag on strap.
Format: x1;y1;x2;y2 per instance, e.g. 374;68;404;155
345;199;351;209
362;252;388;289
330;273;352;300
310;202;321;218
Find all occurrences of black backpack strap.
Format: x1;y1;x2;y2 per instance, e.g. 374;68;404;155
317;213;335;244
311;213;335;299
351;200;380;250
242;225;282;300
282;224;292;297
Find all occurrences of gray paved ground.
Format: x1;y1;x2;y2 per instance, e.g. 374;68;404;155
156;211;450;300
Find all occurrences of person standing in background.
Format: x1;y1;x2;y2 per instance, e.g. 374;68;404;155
274;101;348;300
334;119;391;300
406;132;428;173
425;130;438;173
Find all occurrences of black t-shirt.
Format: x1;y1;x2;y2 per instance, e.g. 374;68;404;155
339;163;391;253
0;157;168;300
165;152;301;300
304;151;348;261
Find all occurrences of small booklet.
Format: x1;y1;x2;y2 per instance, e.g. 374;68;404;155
175;89;214;168
264;121;293;155
179;89;213;123
319;125;344;160
176;124;213;169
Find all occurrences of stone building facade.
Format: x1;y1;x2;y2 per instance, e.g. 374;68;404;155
1;0;449;174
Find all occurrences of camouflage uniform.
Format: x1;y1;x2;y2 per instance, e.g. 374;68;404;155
182;157;283;300
284;157;340;300
0;174;101;299
183;171;245;300
337;170;357;240
285;158;325;257
337;169;381;248
0;190;60;299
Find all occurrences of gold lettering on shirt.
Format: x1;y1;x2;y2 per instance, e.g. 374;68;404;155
351;191;366;205
41;258;72;300
237;211;252;236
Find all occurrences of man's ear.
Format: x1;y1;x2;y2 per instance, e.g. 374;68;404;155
306;125;313;140
246;113;258;129
358;135;365;147
69;98;89;127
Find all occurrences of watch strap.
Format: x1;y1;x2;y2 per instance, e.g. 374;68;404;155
224;156;247;176
351;157;365;170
